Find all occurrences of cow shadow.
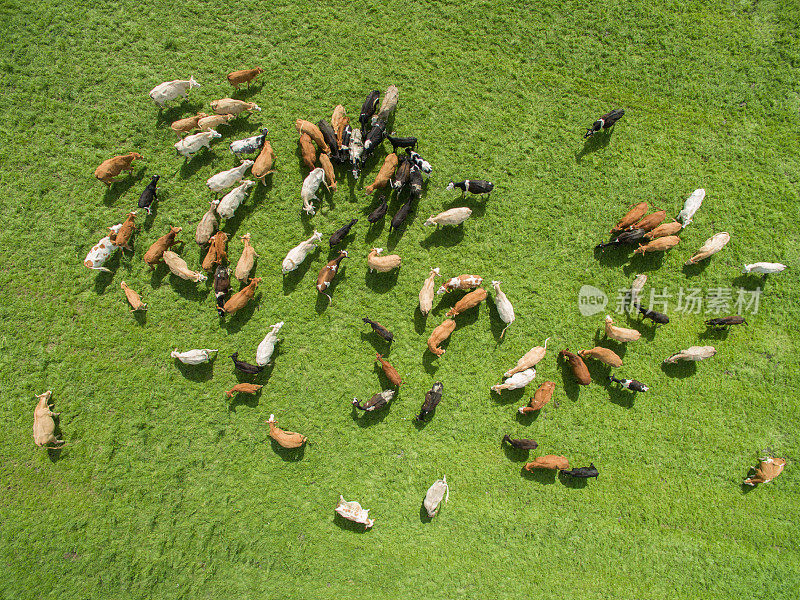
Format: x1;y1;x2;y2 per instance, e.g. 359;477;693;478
269;439;305;462
607;383;636;408
419;503;434;523
627;314;658;341
360;331;392;355
422;348;441;375
315;271;347;313
516;409;541;425
502;438;534;462
414;306;427;334
282;250;319;295
698;326;732;341
413;413;433;430
173;358;215;382
364;218;386;245
132;309;147;326
660;360;697;378
559;472;589;489
592;331;628;358
732;273;770;292
558;359;582;401
220;295;259;333
232;82;264;99
149;263;169;288
168;275;211;303
593;244;633;268
520;466;557;484
682;260;711;278
101;170;145;205
221;196;258;237
227;388;261;411
351;401;391;427
365;268;399;293
490;387;525;406
585;359;612;386
624;252;666;275
575;128;613;163
179;149;217;179
143;202;159;231
155;101;204;127
420;225;465;249
333;513;371;533
92;254;121;295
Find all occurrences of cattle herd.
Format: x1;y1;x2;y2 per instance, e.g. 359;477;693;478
30;72;789;529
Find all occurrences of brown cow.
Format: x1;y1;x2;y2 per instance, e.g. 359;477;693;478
317;251;347;304
202;232;228;271
298;133;317;171
610;201;648;234
524;455;569;471
110;212;137;251
365;153;399;194
428;319;456;356
519;381;556;414
578;347;623;368
445;288;487;317
226;383;262;398
644;221;682;240
143;226;182;267
170;113;208;138
560;349;591;385
94;152;143;186
376;353;402;386
295;119;330;154
744;457;786;485
319;153;337;192
634;210;666;232
252;140;276;184
222;277;260;314
227;67;264;89
634;235;680;255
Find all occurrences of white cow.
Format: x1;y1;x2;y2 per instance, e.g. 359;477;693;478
149;77;200;107
301;168;326;215
83;224;122;272
206;160;254;192
743;262;788;275
282;231;322;274
676;188;705;227
175;130;221;157
216;180;255;219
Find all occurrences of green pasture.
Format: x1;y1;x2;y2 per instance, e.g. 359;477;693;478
1;0;799;598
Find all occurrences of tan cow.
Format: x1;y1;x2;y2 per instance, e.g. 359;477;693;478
365;153;399;194
223;277;261;314
143;226;182;267
524;455;569;471
227;67;264;89
170;113;208;138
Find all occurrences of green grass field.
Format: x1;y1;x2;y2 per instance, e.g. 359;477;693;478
2;0;799;598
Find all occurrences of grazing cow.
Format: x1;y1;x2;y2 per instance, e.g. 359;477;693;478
298;132;318;171
317;251;347;304
137;175;159;215
416;382;443;421
604;315;642;342
677;188;705;227
518;381;556;414
744;457;786;485
389;198;414;232
335;496;374;529
418;268;441;316
171;348;218;364
387;133;417;151
584;108;624;138
409;166;424;201
195;201;219;245
685;232;730;265
743;262;788;275
423;477;449;518
595;228;649;250
705;315;746;328
206;161;254;193
329;219;358;247
149;76;200;107
331;105;350;146
644;221;682;240
319;153;337;192
563;464;599;478
609;375;649;392
663;346;716;363
524;455;569;471
217;180;255;219
94;152;143;186
120;281;147;311
256;322;284;366
559;349;591;385
84;224;122;272
282;230;322;274
578;347;622;368
175;130;221;157
301;168;326;215
428;319;456;356
32;391;64;448
489;281;515;337
267;414;307;449
406;149;432;177
446;180;493;197
445;288;487;317
227;67;264;89
348;127;365;177
375;85;399;124
634;210;667;232
352;390;394;412
359;90;380;133
225;383;262;398
502;436;538;450
491;368;536;394
634;235;681;255
367;196;388;223
235;234;258;284
110;211;137;251
367;248;401;272
390;156;412;190
364;318;393;342
630;274;647;306
363;121;387;159
252;140;276;184
365;153;398;194
170;113;207;138
317;120;339;159
223;277;261;314
198;114;234;131
230;129;268;156
637;304;669;324
505;338;550;377
424;207;472;227
376;353;402;386
437;274;483;295
213;265;230;316
610;202;648;234
230;352;264;374
143;226;182;268
202;232;228;271
163;251;206;282
295;119;330;154
211;98;260;115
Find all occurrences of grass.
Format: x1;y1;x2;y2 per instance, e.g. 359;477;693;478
1;0;799;598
